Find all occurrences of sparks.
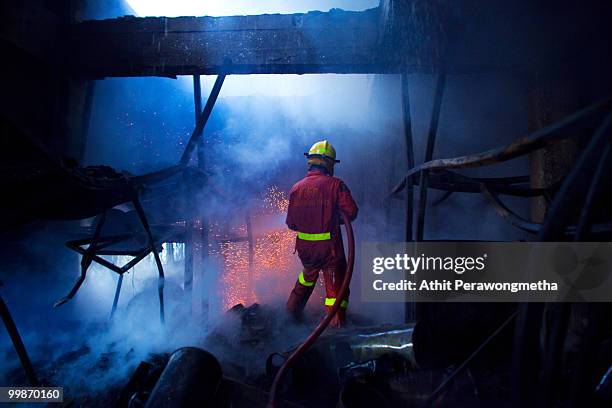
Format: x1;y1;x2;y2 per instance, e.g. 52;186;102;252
216;186;298;310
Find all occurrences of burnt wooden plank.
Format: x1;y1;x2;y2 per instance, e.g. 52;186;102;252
70;9;389;77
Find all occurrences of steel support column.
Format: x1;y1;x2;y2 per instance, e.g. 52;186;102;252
183;75;202;306
415;71;446;241
401;69;415;241
195;75;210;317
401;69;416;323
184;74;225;317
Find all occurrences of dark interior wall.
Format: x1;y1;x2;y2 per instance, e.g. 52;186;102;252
385;0;612;226
0;0;135;162
1;1;66;147
440;0;612;223
528;61;612;222
0;2;127;383
1;0;87;159
0;0;106;329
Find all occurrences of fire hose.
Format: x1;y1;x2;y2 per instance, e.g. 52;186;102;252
267;211;355;408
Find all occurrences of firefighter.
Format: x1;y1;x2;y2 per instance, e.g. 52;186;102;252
285;140;358;327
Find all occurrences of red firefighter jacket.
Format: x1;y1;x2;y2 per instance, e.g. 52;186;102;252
286;169;358;268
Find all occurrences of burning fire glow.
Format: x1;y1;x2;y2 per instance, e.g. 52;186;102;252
214;186;299;310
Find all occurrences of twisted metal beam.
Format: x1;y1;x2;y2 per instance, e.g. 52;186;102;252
425;171;547;196
479;185;541;234
391;98;612;197
480;184;612;236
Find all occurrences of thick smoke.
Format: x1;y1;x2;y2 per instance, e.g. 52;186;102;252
0;72;404;398
0;227;312;398
2;1;534;400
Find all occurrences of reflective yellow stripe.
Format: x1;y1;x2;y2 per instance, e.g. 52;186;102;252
310;148;333;156
298;271;315;287
324;298;349;308
297;231;331;241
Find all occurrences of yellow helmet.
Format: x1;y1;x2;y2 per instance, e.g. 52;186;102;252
304;140;340;163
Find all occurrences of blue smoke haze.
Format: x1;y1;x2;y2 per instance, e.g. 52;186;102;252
2;0;533;399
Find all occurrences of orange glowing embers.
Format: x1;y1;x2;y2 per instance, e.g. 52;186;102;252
216;187;299;310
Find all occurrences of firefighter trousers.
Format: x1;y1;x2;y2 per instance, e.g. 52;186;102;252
286;258;349;323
